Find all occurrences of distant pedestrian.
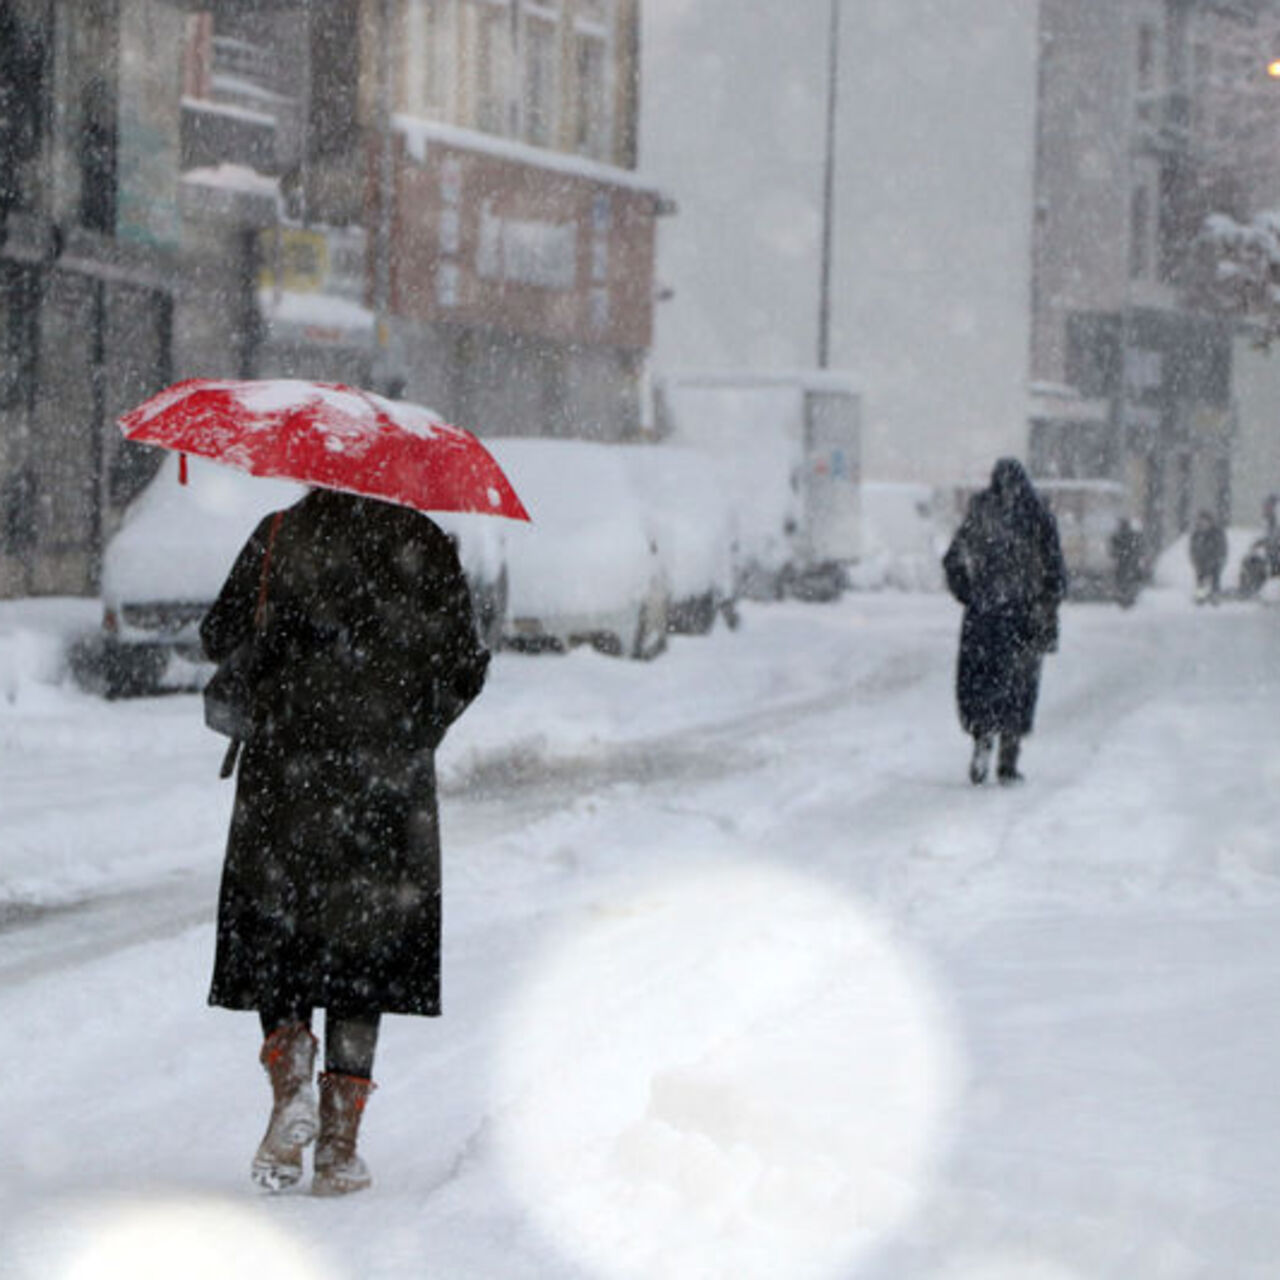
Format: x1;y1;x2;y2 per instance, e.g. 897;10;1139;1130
1189;509;1227;604
201;489;490;1195
943;458;1067;785
1108;516;1144;608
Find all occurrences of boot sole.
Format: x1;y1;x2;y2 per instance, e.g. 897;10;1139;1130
312;1171;372;1197
252;1157;304;1192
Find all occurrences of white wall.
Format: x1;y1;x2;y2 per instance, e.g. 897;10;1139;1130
640;0;1038;488
1230;336;1280;529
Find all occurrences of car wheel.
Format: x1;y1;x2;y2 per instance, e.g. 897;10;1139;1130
591;631;623;657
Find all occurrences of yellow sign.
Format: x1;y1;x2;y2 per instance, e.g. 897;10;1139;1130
259;228;329;293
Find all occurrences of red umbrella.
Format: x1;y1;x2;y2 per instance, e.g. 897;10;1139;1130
118;378;530;522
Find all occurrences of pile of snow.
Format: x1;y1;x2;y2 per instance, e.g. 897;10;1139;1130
848;482;946;592
101;454;303;608
661;380;803;582
486;439;659;616
0;599;99;706
618;444;735;601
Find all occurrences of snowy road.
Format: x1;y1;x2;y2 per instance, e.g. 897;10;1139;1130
3;591;1279;1279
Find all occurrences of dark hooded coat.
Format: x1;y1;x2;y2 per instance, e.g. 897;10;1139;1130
200;489;489;1017
943;459;1066;738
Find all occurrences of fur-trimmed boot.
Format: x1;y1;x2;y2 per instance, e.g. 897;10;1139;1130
251;1022;319;1191
312;1073;376;1197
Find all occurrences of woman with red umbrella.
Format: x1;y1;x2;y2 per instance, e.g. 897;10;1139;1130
201;488;490;1195
119;378;526;1195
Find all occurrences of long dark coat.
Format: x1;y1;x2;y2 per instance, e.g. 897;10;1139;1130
943;460;1066;738
200;489;489;1018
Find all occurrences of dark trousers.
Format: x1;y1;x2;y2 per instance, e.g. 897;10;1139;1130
259;1004;381;1078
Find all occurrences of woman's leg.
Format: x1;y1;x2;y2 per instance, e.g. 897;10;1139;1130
324;1009;381;1078
259;1004;313;1039
252;1005;319;1191
314;1009;382;1196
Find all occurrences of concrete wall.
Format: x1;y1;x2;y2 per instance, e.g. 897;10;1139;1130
1230;335;1280;529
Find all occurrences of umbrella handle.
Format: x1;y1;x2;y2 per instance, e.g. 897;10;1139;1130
179;453;188;485
219;738;242;779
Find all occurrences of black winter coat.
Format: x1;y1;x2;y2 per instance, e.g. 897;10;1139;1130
943;460;1066;738
200;490;489;1017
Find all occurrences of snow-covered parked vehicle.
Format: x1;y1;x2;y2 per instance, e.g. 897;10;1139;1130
485;438;670;659
619;443;738;633
73;453;508;697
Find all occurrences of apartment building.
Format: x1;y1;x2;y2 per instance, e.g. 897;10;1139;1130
181;0;661;440
0;0;185;597
1030;0;1280;549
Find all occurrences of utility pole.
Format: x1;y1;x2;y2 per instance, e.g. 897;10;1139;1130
817;0;841;370
375;0;395;388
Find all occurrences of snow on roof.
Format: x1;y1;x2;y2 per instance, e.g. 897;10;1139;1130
259;290;375;339
393;113;668;198
181;162;281;199
656;367;863;395
181;95;277;129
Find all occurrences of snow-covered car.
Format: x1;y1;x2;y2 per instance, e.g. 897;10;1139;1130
618;443;738;633
485;438;670;659
73;453;508;697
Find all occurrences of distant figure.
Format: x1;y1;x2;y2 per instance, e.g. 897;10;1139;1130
1264;494;1280;575
1108;517;1144;608
943;459;1067;786
1189;509;1227;604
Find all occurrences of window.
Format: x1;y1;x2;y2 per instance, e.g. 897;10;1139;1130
0;0;49;217
0;263;36;410
476;4;512;135
1129;184;1149;279
409;0;448;115
575;33;608;158
524;16;558;146
78;77;117;234
1137;21;1156;93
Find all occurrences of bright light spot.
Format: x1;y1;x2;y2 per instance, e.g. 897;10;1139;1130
1268;58;1280;78
61;1197;335;1280
494;862;961;1280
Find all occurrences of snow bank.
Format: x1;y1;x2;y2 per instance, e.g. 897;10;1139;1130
0;599;98;706
101;453;304;607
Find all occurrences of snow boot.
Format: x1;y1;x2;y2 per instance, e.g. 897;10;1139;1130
312;1073;376;1197
969;734;993;785
997;734;1024;785
252;1022;319;1191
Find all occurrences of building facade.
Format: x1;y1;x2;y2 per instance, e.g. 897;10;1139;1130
0;0;186;597
0;0;661;599
1030;0;1280;550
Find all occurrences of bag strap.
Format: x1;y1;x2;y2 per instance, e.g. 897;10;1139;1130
219;511;284;781
253;511;285;629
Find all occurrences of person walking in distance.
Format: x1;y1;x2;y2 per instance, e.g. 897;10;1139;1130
943;458;1067;786
1189;509;1227;604
201;488;490;1195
